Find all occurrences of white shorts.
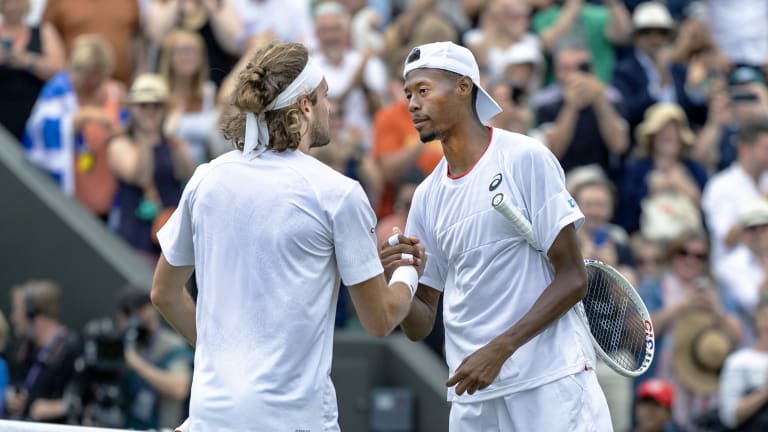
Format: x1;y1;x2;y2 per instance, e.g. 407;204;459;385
449;369;613;432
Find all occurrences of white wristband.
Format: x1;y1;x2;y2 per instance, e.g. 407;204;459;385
389;265;419;299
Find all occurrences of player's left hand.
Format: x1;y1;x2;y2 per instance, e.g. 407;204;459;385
446;341;511;395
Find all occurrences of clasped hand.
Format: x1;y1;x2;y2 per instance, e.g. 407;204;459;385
379;227;426;280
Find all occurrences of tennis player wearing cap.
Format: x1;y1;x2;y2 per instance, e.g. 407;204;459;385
389;41;612;430
150;41;424;431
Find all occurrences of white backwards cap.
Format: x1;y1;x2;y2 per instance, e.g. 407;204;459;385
403;41;502;123
243;57;324;158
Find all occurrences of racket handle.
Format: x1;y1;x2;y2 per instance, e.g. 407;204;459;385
491;193;540;250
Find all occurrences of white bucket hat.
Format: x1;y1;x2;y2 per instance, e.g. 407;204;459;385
403;41;502;123
632;1;675;31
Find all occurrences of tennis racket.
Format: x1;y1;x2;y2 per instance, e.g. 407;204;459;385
491;192;655;377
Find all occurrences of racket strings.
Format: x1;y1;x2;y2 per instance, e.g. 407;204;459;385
584;267;647;371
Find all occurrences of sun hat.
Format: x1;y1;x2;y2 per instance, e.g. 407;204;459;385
403;41;502;123
672;310;732;394
632;1;675;32
125;73;169;104
635;103;695;156
739;198;768;229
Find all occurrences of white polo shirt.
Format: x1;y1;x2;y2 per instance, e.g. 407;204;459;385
405;128;590;403
702;163;768;263
158;149;383;431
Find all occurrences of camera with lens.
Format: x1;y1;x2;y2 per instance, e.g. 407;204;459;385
67;316;150;427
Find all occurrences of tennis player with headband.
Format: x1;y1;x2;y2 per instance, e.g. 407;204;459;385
384;41;613;431
151;41;424;432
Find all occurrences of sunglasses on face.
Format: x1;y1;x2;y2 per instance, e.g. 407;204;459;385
636;256;661;266
676;249;708;261
135;102;164;110
637;28;671;37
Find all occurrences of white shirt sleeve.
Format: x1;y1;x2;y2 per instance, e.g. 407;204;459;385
157;165;208;267
332;183;383;286
513;144;584;253
702;182;733;245
405;186;447;292
363;56;388;95
719;353;749;428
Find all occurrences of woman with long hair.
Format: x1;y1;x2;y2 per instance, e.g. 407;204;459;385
145;0;243;86
619;102;709;237
158;29;218;165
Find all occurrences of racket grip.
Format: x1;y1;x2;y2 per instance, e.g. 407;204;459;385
492;194;539;249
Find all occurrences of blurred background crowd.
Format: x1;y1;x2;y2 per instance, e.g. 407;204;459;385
2;0;768;431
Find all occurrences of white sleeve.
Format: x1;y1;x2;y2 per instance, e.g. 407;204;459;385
718;354;747;428
332;183;384;286
157;165;208;266
363;56;388;95
714;254;760;312
405;187;446;292
701;182;733;245
513;144;584;253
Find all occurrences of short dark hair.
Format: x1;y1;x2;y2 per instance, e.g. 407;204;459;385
738;117;768;146
118;286;151;316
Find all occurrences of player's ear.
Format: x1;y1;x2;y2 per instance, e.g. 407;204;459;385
456;76;473;97
298;96;312;114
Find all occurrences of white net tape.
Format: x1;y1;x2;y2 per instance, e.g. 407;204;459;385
0;420;175;431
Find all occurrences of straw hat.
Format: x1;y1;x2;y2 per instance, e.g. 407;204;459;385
672;310;732;394
635;103;695;156
124;73;168;104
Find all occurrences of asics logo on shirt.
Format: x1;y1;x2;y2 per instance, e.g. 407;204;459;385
568;198;576;208
489;173;502;191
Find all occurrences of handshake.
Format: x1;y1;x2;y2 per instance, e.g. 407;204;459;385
381;229;427;300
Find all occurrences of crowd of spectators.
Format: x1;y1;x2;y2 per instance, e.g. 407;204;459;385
3;0;768;430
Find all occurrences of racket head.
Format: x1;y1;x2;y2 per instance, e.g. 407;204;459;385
579;259;655;377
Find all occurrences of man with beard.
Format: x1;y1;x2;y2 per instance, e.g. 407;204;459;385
150;41;424;431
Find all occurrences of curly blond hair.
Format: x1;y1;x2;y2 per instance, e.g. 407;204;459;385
220;41;318;152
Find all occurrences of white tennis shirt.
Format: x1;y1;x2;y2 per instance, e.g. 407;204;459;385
405;128;591;403
158;149;383;431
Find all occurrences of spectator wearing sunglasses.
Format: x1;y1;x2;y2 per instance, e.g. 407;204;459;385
107;73;196;266
638;230;742;381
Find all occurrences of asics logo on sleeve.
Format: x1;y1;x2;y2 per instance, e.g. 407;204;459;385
489;173;502;191
567;198;576;208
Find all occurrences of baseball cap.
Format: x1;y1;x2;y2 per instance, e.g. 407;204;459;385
403;41;502;123
636;378;674;409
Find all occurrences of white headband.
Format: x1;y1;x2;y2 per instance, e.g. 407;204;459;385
243;57;324;158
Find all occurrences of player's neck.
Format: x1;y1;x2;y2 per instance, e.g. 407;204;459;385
443;121;491;177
